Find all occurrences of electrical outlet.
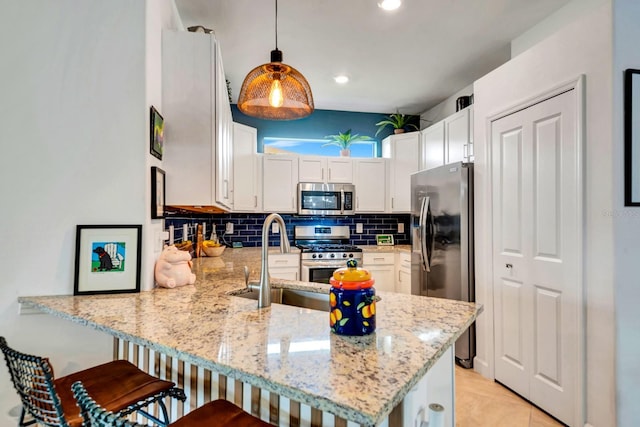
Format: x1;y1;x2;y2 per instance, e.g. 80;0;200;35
356;223;363;233
155;231;169;252
226;222;234;234
398;223;405;233
271;222;279;233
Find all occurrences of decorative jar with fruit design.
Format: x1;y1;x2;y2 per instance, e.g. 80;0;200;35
329;259;377;336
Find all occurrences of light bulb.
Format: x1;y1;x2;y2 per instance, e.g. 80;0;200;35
268;79;284;108
378;0;401;11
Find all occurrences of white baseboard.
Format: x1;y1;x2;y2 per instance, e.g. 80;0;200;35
473;356;492;379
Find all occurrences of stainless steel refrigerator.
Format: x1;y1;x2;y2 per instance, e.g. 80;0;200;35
410;161;475;368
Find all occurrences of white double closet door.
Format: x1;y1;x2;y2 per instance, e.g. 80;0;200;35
491;89;580;426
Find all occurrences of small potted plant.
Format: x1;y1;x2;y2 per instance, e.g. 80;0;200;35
323;129;373;156
375;113;420;136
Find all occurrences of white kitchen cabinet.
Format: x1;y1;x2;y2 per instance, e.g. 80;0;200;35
363;252;395;292
402;346;454;427
232;123;260;212
420;106;473;170
382;132;420;213
420;121;445;171
298;157;353;183
445;107;470;164
396;251;412;294
161;30;233;209
262;155;299;213
353;158;387;212
269;253;300;281
215;44;233;209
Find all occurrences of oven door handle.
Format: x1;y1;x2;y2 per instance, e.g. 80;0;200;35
301;261;353;268
340;189;345;214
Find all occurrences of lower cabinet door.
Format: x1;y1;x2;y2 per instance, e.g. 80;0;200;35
270;267;299;281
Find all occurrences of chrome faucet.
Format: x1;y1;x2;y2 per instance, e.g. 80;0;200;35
256;213;290;308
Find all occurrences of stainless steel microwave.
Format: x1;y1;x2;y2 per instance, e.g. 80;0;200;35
297;183;355;216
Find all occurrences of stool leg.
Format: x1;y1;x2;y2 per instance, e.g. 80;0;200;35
136;400;171;427
18;407;36;427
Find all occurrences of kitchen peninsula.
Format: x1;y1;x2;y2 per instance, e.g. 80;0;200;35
19;247;481;427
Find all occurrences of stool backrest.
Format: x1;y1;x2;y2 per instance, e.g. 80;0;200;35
0;336;69;427
71;381;142;427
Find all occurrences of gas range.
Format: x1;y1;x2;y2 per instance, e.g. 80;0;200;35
294;226;363;278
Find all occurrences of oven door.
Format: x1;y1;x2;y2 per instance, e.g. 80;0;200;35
301;261;344;284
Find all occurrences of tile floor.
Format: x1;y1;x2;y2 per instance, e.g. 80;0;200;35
455;366;565;427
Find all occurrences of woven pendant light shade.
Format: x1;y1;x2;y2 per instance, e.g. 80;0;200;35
237;0;313;121
238;49;314;120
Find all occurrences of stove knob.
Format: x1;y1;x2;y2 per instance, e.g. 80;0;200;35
342;253;348;258
312;254;317;259
348;253;354;258
318;254;323;259
330;254;335;258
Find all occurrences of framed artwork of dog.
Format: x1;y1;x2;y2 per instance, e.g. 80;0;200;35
150;106;164;160
74;225;142;295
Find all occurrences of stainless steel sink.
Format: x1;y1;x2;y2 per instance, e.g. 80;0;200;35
231;288;330;312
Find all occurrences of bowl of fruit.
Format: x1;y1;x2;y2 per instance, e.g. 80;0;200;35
202;240;225;257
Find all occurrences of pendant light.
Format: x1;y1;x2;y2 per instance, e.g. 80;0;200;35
237;0;314;120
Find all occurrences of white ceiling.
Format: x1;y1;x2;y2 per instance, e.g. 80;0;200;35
174;0;572;115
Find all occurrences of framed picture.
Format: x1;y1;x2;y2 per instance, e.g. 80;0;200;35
625;69;640;206
150;106;164;160
74;225;142;295
151;166;166;219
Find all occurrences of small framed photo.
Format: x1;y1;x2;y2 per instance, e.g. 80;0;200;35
625;69;640;205
150;106;164;160
151;166;166;219
74;225;142;295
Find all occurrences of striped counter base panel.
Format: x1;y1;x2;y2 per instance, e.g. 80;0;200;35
114;338;401;427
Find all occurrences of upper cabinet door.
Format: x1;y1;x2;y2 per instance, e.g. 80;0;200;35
420;121;445;170
382;133;420;213
162;31;217;207
298;157;353;183
298;157;326;183
445;107;470;164
327;158;353;183
232;122;259;212
354;158;387;213
419;105;474;171
215;43;233;210
263;155;299;213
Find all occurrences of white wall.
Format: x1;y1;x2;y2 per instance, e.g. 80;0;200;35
510;0;608;58
612;1;640;425
0;0;180;423
419;84;473;129
473;2;615;426
145;0;184;290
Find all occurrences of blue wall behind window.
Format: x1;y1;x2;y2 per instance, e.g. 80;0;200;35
231;105;416;156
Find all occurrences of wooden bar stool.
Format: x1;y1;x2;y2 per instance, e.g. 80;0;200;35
0;337;186;427
72;381;273;426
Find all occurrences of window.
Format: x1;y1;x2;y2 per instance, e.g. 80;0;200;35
263;137;377;157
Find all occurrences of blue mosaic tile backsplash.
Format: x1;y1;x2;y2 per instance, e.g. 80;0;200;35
165;213;410;248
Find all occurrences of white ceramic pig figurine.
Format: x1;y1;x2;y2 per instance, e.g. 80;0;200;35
155;245;196;288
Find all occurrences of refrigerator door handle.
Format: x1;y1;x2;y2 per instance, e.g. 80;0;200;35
419;196;430;272
428;201;436;269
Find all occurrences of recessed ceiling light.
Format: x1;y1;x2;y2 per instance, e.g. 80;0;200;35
334;75;349;84
378;0;401;11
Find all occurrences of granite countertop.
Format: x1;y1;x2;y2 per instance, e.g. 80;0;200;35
19;246;480;426
359;244;411;253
